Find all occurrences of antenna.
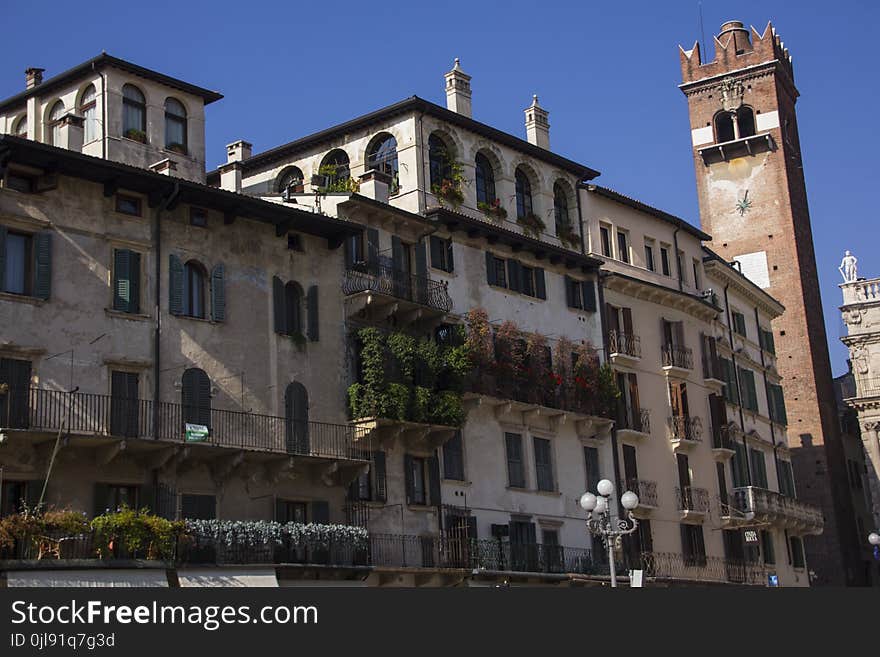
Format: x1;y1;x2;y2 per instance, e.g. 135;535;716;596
699;1;707;57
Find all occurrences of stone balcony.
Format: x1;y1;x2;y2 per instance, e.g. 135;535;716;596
730;487;824;536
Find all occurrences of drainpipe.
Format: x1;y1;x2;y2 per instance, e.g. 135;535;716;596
597;272;623;512
152;182;180;439
575;183;586;255
754;306;781;488
672;227;683;292
95;64;107;160
723;283;752;486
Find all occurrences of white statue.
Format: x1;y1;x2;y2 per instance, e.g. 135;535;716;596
839;250;858;283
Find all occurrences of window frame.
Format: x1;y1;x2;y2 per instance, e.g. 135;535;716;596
514;168;533;219
115;194;142;217
659;245;671;276
599;224;612;257
644;239;656;272
2;230;34;296
616;229;630;263
505;432;526;489
164;97;188;152
474;152;496;205
121;84;147;138
533;436;555;492
183;260;207;319
442;430;465;481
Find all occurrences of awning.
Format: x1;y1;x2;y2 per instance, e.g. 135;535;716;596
177;568;278;587
6;569;169;587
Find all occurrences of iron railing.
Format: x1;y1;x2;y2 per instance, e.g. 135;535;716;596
637;551;765;585
342;264;451;312
661;344;693;370
465;371;610;419
676;486;710;514
608;330;641;359
0;387;368;461
668;415;702;442
626;478;658;508
712;424;735;451
617;406;650;434
731;486;824;534
702;353;724;381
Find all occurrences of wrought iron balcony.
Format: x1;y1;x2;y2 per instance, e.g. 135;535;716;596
731;486;824;535
342;263;451;313
607;330;641;362
676;486;710;516
0;387;368;461
637;551;766;586
625;478;658;509
668;415;702;446
617;406;651;436
661;344;693;371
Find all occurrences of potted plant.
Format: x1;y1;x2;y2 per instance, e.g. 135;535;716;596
478;198;508;222
431;159;465;209
166;142;187;155
556;221;580;248
516;212;546;239
124;128;147;144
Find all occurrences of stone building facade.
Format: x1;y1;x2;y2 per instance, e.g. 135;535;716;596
678;20;865;585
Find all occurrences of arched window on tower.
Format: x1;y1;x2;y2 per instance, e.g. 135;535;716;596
737;106;756;138
366;133;399;193
475;153;496;206
515;167;533;219
715;106;756;143
428;134;452;188
319;149;350;192
553;182;570;235
276;166;304;194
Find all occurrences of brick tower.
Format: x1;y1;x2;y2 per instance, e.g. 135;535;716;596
679;21;864;585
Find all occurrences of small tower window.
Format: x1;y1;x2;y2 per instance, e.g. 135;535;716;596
714;106;757;143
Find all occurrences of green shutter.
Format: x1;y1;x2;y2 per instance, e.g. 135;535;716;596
564;276;574;308
306;285;319;342
534;268;546;300
582;280;596;312
0;225;6;291
446;239;454;272
415;238;427;279
113;249;130;312
391;235;402;271
366;228;380;267
210;264;225;322
428;454;441;506
507;260;521;292
485;252;496;286
129;251;141;314
33;231;51;300
272;276;285;334
168;254;184;315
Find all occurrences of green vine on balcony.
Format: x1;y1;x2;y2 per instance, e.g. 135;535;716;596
431;156;465;209
556;221;580;249
516;212;546;239
318;164;360;194
478;199;508;222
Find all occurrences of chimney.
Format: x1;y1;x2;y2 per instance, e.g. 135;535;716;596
150;158;178;176
226;140;252;163
25;67;44;90
717;20;753;55
359;169;390;204
444;58;472;118
219;162;242;193
56;113;84;153
524;95;550;150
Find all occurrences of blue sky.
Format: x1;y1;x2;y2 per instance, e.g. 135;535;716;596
5;0;877;374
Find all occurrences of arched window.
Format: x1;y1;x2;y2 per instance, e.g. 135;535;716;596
284;281;303;336
553;182;570;233
475;153;496;205
515;167;533;219
319;149;350;191
276;166;304;193
284;381;310;454
737;106;756;138
47;101;65;146
79;85;97;143
13;115;27;137
181;368;211;428
428;134;452;188
714;107;756;143
183;260;206;319
122;84;146;140
367;133;399;192
164;98;187;152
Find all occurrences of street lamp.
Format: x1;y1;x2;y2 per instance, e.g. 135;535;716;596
580;478;640;588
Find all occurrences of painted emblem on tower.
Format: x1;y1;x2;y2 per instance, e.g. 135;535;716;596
735;190;752;216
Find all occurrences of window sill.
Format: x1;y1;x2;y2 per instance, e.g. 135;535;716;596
120;136;150;147
171;313;218;325
0;291;45;306
441;478;469;485
105;308;151;322
488;285;545;303
535;489;562;497
407;504;436;512
430;267;456;277
506;486;530;493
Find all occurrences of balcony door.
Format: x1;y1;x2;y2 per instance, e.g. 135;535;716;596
677;453;692;504
391;236;413;301
110;371;139;438
509;519;538;572
0;357;31;429
285;382;310;454
623;444;639;489
669;381;689;418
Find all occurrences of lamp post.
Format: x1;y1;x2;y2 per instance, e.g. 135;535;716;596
580;479;640;588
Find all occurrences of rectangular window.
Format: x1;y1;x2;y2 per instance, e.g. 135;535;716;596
276;500;308;524
732;442;749;487
732;311;748;338
443;430;465;481
676;250;686;283
180;493;216;520
692;259;701;289
660;245;671;276
112;249;141;314
778;460;796;498
759;327;775;354
790;536;805;568
287;233;303;251
520;265;535;297
3;230;33;295
5;172;35;193
616;230;629;263
584;446;600;491
0;357;32;429
1;480;33;517
486;253;507;288
644;240;656;272
505;432;526;488
738;367;758;412
533;437;555;492
681;524;707;566
430;235;454;273
761;530;776;565
720;357;737;404
768;383;787;424
410;456;427;505
115;194;142;217
749;448;768;488
599;225;612;257
189;207;208;227
99;484;139;515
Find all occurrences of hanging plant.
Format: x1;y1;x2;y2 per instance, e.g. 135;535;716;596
431;156;466;209
516;212;546;239
556;222;580;249
478;199;508;222
525;331;554;405
387;332;417;383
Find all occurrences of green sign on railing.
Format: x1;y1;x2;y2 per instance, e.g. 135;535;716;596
185;423;208;442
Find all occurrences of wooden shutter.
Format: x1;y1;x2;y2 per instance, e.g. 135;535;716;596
311;500;330;525
716;462;729;506
446;239;454;272
113;249;130;312
428;454;441;505
622;444;638;481
272;276;285;334
582;279;596;311
584;446;600;490
168;254;184;315
0;225;6;291
564;276;574;308
306;285;319;341
275;498;287;522
210;264;226;322
344;235;354;268
366;228;380;268
374;451;387;502
507;259;521;292
415;238;428;278
429;235;442;269
403;454;414;505
628;373;640;412
485;252;496;285
0;358;31;429
605;303;620;333
33;231;51;300
534;268;546;299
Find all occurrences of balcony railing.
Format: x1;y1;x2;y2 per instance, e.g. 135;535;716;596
0;387;368;461
465;371;609;419
661;344;693;370
608;330;641;359
342;263;451;313
731;486;824;533
617;406;651;434
626;478;658;508
676;486;710;514
711;423;735;451
702;354;723;382
847;377;880;400
637;551;766;585
668;415;702;443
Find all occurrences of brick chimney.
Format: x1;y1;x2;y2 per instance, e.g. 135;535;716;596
444;58;472;118
226;140;252;163
25;68;45;90
524;95;550;150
